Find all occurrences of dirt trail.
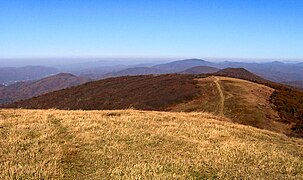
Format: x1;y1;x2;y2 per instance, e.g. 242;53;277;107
214;77;224;116
48;115;91;179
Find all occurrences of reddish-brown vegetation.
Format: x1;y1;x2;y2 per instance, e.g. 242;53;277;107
3;68;303;137
0;73;90;104
214;68;269;83
270;86;303;137
197;68;303;137
3;74;200;110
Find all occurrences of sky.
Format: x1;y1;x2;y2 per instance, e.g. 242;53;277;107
1;0;303;61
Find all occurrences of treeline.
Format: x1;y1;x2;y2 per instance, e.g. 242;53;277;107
270;85;303;137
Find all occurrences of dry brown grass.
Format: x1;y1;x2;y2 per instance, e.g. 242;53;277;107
171;76;289;135
1;109;303;179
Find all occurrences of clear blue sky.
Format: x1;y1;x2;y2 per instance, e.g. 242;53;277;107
1;0;303;60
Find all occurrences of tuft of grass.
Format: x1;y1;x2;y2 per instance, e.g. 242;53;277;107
0;109;303;179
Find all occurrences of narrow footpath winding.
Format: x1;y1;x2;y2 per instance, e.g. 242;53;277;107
214;77;224;116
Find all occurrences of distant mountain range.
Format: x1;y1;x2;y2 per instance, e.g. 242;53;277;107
100;67;164;79
282;81;303;89
2;59;303;84
152;59;216;73
297;62;303;66
218;61;303;82
0;73;90;104
2;59;303;104
92;59;303;83
77;59;221;79
3;68;303;137
0;66;58;84
1;58;303;104
74;65;128;78
180;66;220;74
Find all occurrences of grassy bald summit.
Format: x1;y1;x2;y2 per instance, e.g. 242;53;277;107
214;67;268;83
171;76;287;133
1;109;302;179
2;70;303;178
3;70;303;137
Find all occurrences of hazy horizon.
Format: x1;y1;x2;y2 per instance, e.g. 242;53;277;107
1;57;303;68
1;56;303;68
1;0;303;61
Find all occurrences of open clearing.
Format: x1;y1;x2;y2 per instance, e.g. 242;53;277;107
1;109;303;179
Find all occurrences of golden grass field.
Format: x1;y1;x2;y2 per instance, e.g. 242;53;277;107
1;109;303;179
171;76;289;135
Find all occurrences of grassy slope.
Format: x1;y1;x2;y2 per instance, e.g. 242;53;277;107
1;109;303;179
4;73;302;137
171;76;289;135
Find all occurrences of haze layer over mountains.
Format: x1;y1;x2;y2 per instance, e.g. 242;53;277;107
1;58;303;85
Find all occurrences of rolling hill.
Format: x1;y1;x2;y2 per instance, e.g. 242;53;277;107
4;74;200;110
53;58;303;83
0;73;91;104
214;68;268;83
179;66;220;74
153;59;217;73
296;62;303;67
3;70;303;137
0;109;302;179
74;65;128;79
100;67;164;79
0;66;58;84
219;61;303;82
149;59;303;82
282;81;303;89
171;76;287;134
